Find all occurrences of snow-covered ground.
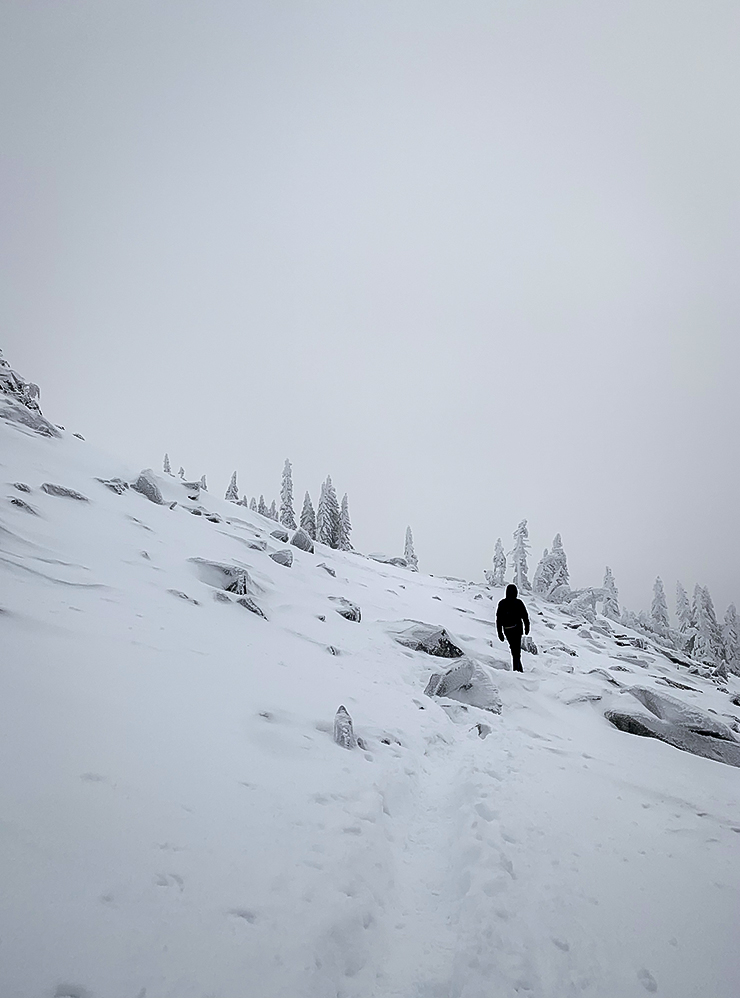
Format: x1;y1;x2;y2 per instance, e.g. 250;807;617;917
1;412;739;998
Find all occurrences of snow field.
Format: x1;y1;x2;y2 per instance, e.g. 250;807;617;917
1;420;739;998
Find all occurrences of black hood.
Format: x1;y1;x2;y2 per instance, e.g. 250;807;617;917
506;584;518;599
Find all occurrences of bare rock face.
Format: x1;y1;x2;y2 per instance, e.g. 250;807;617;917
329;597;361;622
270;527;289;543
333;706;357;749
270;549;293;568
388;621;463;658
605;685;740;768
291;528;314;553
41;483;89;501
189;558;261;596
424;658;502;713
521;635;538;654
9;497;37;514
132;470;164;505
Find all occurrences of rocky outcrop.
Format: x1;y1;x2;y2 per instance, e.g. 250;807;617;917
291;528;314;553
329;597;361;622
388;621;464;658
41;483;89;501
270;549;293;568
132;470;164;505
424;658;502;713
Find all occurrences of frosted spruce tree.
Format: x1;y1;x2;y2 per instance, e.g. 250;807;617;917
602;567;620;620
693;585;723;666
269;499;278;521
510;520;531;592
163;453;172;475
404;527;418;571
322;476;341;548
258;495;267;516
300;491;316;540
280;459;297;529
178;466;185;479
492;538;507;587
532;534;569;599
650;577;670;634
199;475;207;492
249;497;257;512
723;605;740;675
316;482;332;545
225;472;239;502
675;582;695;652
338;494;353;551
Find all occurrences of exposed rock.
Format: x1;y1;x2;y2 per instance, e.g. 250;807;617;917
270;549;293;568
13;483;31;493
317;562;336;577
605;707;740;768
237;596;267;619
206;514;222;523
369;552;408;567
521;635;538;655
333;706;357;749
40;483;89;501
9;497;37;513
167;589;200;605
388;621;464;658
0;349;59;437
213;590;232;603
424;658;502;713
96;477;129;495
626;686;736;741
189;558;262;595
131;470;164;505
291;528;314;553
549;641;577;657
329;596;361;622
270;527;289;543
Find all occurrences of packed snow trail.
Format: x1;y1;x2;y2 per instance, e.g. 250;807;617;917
1;414;739;997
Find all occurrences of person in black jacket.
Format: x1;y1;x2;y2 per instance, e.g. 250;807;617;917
496;583;530;672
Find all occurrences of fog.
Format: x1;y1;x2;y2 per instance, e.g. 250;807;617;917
2;0;738;616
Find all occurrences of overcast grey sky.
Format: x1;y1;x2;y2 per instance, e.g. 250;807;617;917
2;0;738;616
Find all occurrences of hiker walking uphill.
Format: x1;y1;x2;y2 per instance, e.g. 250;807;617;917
497;583;530;672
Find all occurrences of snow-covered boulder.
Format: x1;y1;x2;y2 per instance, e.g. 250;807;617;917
188;558;262;595
132;470;165;505
40;483;89;501
605;685;740;768
424;658;502;714
271;527;289;543
388;621;463;658
369;552;408;568
329;596;361;622
291;528;314;553
270;549;293;568
96;477;129;495
333;706;357;749
522;635;538;654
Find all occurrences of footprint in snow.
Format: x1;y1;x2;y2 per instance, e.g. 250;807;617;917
638;968;658;992
155;873;184;891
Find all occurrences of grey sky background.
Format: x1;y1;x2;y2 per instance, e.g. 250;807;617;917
2;0;738;617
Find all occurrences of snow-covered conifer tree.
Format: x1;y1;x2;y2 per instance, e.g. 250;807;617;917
650;577;670;633
675;582;695;651
258;495;267;516
300;491;316;540
550;534;569;589
510;520;531;592
279;459;297;529
723;604;740;675
269;499;278;521
249;497;257;512
178;466;185;479
325;476;341;548
602;567;620;620
491;538;506;587
693;585;724;665
404;526;418;571
316;482;330;545
163;453;172;475
338;494;353;551
225;471;239;502
199;475;207;492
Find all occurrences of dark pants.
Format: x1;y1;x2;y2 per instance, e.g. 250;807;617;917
504;623;523;672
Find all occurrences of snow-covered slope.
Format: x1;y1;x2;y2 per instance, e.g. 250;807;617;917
1;408;739;998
